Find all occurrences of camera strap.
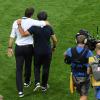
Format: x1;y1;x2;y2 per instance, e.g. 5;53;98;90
71;47;89;63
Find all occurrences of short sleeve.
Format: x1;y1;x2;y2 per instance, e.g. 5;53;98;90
86;50;93;58
65;48;72;57
28;26;35;35
48;26;54;35
10;28;16;38
10;21;17;38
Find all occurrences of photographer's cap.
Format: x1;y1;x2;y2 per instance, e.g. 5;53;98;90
96;43;100;50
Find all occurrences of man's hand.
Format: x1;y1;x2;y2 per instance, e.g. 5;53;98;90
0;95;3;100
52;47;56;52
45;21;50;26
7;37;14;57
17;19;22;25
7;48;13;57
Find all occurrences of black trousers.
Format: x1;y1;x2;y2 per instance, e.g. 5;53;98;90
34;53;52;87
15;45;33;92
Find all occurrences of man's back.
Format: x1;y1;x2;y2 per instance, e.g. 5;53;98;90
11;17;34;45
11;17;46;46
28;25;54;54
65;46;93;77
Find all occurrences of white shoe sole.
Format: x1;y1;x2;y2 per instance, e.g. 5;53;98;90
19;94;24;98
33;86;41;92
24;85;30;87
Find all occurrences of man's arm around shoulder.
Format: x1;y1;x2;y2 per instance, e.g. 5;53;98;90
17;19;30;36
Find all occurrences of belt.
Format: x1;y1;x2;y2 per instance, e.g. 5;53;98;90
16;44;33;47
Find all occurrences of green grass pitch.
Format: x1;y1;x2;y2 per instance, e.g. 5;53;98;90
0;0;100;100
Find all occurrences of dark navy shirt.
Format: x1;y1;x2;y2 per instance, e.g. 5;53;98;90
28;25;54;54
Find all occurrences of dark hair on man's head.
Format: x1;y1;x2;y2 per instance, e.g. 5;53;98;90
25;7;34;17
37;11;47;20
76;35;86;44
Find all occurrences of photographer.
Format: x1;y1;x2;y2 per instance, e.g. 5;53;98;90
64;35;93;100
89;43;100;100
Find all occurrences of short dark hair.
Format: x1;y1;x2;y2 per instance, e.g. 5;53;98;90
76;29;89;38
25;7;34;17
37;11;47;20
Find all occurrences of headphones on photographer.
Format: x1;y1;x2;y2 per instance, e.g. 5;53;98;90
84;38;87;44
75;33;87;44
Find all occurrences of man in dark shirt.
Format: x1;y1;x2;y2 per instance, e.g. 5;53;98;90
17;11;57;92
28;24;54;54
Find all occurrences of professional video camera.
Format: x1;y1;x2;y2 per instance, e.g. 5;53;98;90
76;27;100;51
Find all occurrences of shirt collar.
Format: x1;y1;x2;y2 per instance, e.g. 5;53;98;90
22;17;28;19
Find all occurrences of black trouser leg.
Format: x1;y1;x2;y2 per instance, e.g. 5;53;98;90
15;46;24;92
24;56;32;83
42;54;52;87
15;45;33;92
24;46;33;83
16;56;24;92
34;54;41;85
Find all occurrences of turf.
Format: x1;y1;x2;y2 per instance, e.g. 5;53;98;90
0;0;100;100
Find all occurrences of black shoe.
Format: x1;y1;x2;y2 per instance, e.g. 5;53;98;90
41;84;49;92
41;86;47;92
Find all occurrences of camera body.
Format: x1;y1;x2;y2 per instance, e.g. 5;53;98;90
76;29;99;51
86;36;97;51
